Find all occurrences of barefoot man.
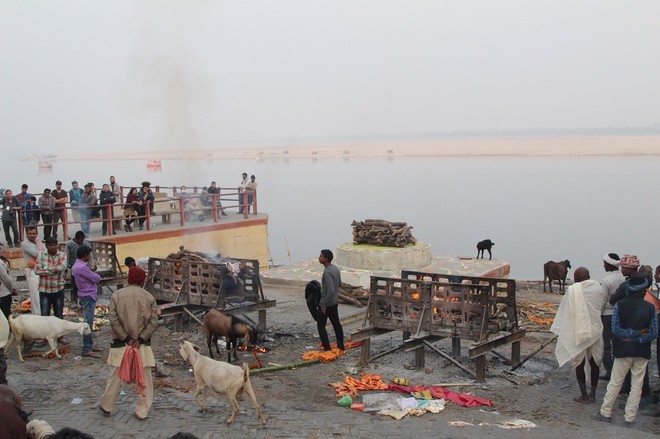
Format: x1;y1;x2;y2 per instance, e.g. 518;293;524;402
550;267;604;403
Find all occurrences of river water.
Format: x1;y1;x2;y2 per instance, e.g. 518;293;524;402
4;153;658;280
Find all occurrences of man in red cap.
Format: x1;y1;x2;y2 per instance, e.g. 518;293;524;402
608;254;640;306
99;266;158;420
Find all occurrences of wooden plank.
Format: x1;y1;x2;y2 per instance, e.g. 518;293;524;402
511;335;557;372
491;350;512;366
338;311;367;326
475;355;486;383
350;327;391;342
468;329;526;359
182;307;204;327
222;300;277;314
370;343;405;362
452;336;461;357
174;314;183;332
414;347;425;370
359;337;371;366
422;340;476;380
402;334;443;352
511;340;521;368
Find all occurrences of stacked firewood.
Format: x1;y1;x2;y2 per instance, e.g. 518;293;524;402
351;219;417;247
165;246;250;275
338;283;369;307
166;246;221;263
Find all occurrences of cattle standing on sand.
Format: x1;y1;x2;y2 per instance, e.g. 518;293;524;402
543;260;572;293
476;239;495;260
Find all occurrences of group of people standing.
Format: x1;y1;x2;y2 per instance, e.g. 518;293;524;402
0;228;160;435
0;177;124;245
0;173;259;246
551;253;659;425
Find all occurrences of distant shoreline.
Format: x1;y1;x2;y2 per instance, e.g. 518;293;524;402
30;135;660;161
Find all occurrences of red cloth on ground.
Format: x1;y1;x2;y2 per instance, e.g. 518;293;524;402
117;346;147;397
387;384;493;407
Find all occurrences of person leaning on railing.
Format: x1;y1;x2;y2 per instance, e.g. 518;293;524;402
123;188;140;232
137;185;154;230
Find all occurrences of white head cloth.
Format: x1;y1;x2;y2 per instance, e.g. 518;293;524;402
603;254;620;267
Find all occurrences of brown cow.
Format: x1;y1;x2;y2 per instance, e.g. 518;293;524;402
543;260;572;293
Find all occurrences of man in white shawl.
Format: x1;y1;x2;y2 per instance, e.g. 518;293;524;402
550;267;605;403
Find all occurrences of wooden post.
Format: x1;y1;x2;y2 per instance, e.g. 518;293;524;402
242;192;249;219
475;355;486;383
18;207;24;242
62;206;68;242
258;309;266;330
179;197;185;226
146;201;151;230
106;204;113;235
511;340;521;369
414;346;425;370
452;336;461;357
174;314;183;332
252;191;258;215
359;338;371;366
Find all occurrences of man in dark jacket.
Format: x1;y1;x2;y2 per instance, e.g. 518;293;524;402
597;274;658;425
99;184;117;236
0;190;21;247
316;249;344;351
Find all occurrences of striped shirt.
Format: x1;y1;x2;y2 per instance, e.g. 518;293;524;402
35;251;68;294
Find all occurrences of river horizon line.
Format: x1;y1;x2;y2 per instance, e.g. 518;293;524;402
20;134;660;162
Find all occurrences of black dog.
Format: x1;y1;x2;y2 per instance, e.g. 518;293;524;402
476;239;494;260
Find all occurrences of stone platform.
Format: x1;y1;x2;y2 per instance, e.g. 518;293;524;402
261;253;511;288
336;241;432;270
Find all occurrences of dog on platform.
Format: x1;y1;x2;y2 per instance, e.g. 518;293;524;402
179;340;266;426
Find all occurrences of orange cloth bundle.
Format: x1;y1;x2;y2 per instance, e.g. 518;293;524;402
302;348;345;363
330;373;389;398
118;346;147;397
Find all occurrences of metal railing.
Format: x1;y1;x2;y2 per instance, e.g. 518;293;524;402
11;186;258;241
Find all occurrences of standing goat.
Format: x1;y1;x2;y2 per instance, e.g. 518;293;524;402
476;239;495;260
543;259;572;293
7;315;91;362
203;309;258;363
179;340;266;425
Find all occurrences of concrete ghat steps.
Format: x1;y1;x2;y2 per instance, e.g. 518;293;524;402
261;253;511;288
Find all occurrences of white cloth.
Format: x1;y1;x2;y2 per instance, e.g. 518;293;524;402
603;254;621;268
0;308;8;349
0;259;13;298
550;279;604;367
25;268;41;315
600;270;625;316
136;257;150;272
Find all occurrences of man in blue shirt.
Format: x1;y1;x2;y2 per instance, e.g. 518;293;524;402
597;273;658;425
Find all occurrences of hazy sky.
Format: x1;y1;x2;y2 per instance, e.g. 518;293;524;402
1;1;659;154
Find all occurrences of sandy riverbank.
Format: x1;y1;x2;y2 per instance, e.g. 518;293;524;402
50;135;660;161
